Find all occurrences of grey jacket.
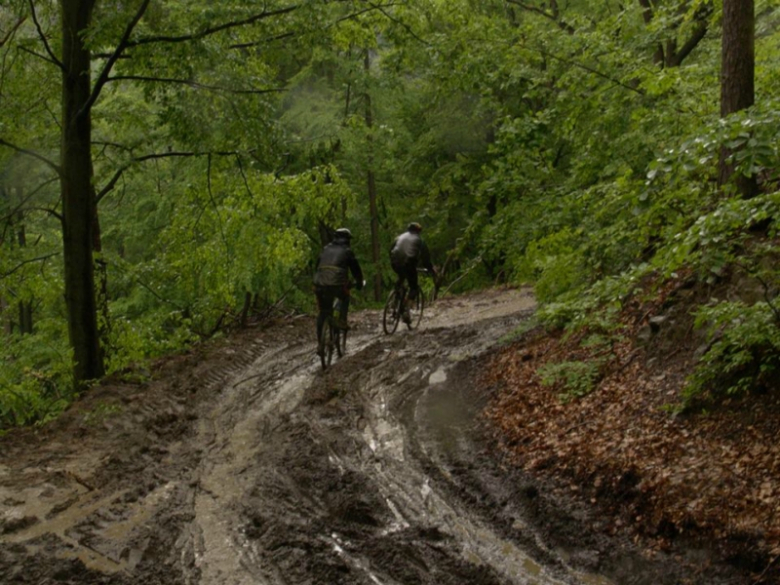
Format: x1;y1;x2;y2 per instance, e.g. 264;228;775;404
390;230;434;271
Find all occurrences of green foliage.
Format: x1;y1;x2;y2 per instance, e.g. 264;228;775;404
2;0;780;427
537;265;650;332
81;402;123;427
515;228;587;302
685;301;780;403
102;162;351;350
0;320;74;429
498;315;540;345
538;359;603;402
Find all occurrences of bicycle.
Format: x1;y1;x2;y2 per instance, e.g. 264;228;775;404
319;298;347;370
317;280;363;370
382;275;426;335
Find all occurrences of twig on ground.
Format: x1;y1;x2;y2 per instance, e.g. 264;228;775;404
754;552;779;584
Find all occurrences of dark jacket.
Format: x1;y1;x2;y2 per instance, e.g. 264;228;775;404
314;237;363;287
390;230;434;272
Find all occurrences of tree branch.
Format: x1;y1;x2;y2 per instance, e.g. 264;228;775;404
0;252;60;279
30;206;63;222
126;4;300;47
0;138;61;174
206;154;231;273
0;16;26;48
670;22;708;66
367;0;429;45
18;46;61;67
106;75;285;94
95;150;247;203
227;3;403;50
229;31;296;50
0;177;59;225
523;42;645;95
736;261;780;325
28;0;64;70
83;0;151;116
505;0;575;34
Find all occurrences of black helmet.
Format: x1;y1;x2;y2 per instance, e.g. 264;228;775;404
407;222;422;233
334;227;352;239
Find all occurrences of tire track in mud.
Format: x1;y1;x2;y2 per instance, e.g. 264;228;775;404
0;331;292;584
179;289;618;584
0;289;675;584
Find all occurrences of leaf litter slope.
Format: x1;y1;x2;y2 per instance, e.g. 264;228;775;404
0;287;744;584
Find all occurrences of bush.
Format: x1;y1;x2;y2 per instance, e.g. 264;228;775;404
538;358;603;402
685;301;780;404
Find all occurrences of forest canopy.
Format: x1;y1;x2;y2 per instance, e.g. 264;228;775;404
1;0;779;427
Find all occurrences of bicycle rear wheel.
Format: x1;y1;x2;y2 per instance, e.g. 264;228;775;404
334;322;347;358
319;321;334;370
338;326;347;356
406;290;424;330
333;299;346;357
382;289;401;335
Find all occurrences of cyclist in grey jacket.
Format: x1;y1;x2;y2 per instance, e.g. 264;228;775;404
314;228;364;347
389;222;436;321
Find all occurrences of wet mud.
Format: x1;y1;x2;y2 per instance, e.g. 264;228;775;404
0;288;748;584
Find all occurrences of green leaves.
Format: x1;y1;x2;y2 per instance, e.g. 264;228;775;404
686;300;780;403
538;358;604;402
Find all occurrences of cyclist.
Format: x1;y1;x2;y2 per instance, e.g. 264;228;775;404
314;228;364;353
389;222;436;323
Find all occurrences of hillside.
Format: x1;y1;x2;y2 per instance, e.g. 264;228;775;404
483;279;780;584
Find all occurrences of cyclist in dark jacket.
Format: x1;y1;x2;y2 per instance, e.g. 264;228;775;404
314;228;364;348
390;222;436;321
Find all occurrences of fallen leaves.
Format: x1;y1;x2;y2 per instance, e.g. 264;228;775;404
481;278;780;573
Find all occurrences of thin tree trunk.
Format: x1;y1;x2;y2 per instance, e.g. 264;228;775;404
16;218;33;334
365;50;381;302
92;187;109;365
718;0;756;198
0;186;8;335
61;0;105;384
1;296;10;335
638;0;665;65
240;291;251;328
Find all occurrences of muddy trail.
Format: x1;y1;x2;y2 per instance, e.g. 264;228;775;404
0;289;743;584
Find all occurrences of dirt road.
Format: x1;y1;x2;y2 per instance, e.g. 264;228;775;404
0;288;737;584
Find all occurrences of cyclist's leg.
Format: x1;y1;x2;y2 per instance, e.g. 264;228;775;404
406;264;420;301
391;263;407;313
397;265;415;323
391;263;405;290
316;287;335;350
336;288;350;329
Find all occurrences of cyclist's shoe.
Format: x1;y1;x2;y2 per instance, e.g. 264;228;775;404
402;309;412;324
316;343;325;357
336;318;350;330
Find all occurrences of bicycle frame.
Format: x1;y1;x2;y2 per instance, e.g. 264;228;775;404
382;280;424;335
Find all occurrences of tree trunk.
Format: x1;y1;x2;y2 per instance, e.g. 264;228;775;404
1;296;10;335
92;188;109;366
16;220;33;335
0;186;8;335
719;0;757;198
60;0;105;384
365;50;381;302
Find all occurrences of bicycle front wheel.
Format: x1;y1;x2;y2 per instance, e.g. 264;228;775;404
382;289;401;335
